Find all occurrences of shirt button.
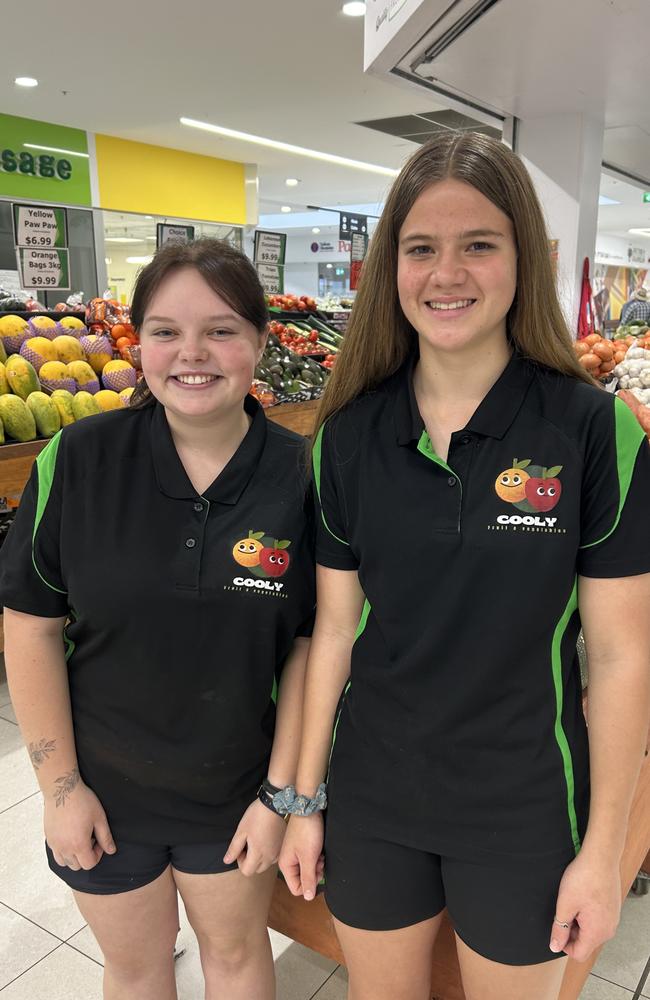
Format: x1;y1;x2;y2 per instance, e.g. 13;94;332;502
185;537;197;549
461;435;472;445
447;476;457;487
193;502;204;512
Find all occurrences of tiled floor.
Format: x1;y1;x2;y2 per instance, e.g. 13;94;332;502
1;676;648;999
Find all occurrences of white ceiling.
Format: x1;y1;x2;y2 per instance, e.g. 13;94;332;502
3;0;649;241
3;0;437;216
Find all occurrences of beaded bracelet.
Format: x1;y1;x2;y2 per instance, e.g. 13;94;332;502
257;778;327;817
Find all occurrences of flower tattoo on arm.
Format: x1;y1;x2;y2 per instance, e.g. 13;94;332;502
28;739;57;770
54;768;80;807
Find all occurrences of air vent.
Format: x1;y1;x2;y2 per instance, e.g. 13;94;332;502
356;109;500;145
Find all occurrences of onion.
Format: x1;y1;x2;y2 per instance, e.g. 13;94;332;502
579;353;601;370
593;342;614;361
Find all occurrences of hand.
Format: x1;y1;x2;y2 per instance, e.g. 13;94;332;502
278;812;325;901
223;799;287;877
550;850;621;961
44;778;116;871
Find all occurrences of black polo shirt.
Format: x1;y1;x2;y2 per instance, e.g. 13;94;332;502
0;396;315;843
314;353;650;862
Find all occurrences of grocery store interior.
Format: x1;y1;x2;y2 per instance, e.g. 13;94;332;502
1;0;650;998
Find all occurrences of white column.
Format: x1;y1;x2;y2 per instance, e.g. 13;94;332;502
516;114;605;335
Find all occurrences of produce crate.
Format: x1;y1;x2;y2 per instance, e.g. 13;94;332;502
0;311;86;324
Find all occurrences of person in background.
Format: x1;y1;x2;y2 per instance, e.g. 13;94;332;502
1;239;315;1000
279;133;650;1000
621;285;650;324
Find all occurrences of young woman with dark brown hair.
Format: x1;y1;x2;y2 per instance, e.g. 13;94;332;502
279;134;650;1000
1;239;315;1000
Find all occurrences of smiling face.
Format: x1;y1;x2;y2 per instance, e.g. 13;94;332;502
139;267;266;425
397;178;518;358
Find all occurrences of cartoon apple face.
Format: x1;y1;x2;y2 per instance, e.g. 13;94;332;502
259;546;291;578
494;459;531;503
525;476;562;512
233;535;264;567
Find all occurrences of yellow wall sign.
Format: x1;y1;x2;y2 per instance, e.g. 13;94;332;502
94;134;247;224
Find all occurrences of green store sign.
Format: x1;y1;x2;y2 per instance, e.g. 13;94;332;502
0;113;91;206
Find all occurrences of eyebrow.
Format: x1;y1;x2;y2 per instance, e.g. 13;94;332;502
400;229;506;244
143;313;241;324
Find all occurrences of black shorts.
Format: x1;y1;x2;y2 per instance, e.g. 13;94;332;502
46;838;237;895
324;819;574;967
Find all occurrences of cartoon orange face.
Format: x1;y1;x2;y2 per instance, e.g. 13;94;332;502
233;537;263;567
494;460;531;503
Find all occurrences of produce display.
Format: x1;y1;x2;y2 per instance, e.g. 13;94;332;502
0;290;346;442
573;333;628;379
250;317;344;406
266;293;317;312
573;325;650;443
0;304;142;445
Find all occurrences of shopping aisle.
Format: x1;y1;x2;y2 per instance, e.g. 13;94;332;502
0;676;648;999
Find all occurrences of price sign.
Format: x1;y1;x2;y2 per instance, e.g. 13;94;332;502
13;204;68;249
350;232;369;291
256;263;284;295
254;230;287;266
156;224;195;249
17;248;70;290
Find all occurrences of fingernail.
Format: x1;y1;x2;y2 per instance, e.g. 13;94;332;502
550;939;561;953
108;843;116;853
304;890;314;901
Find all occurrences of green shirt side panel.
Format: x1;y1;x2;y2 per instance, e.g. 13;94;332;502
32;432;66;595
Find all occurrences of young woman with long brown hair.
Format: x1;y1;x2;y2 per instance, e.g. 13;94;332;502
279;133;650;1000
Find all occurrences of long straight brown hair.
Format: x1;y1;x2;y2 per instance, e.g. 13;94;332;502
315;132;594;436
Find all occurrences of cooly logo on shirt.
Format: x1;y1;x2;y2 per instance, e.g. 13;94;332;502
229;530;292;596
491;458;566;533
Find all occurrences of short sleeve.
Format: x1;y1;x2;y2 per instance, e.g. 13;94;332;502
312;419;359;570
577;397;650;578
0;431;69;617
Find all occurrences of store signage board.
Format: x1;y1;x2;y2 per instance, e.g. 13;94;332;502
350;232;369;291
364;0;431;72
254;230;287;266
256;262;284;295
13;203;68;249
17;247;70;290
339;213;368;239
0;113;91;206
156;223;195;249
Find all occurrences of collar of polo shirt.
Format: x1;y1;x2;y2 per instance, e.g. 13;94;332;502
151;394;267;503
393;349;536;446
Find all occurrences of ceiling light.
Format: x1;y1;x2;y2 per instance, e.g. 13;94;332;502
285;178;299;187
126;256;154;264
24;143;89;159
104;258;112;266
598;195;621;206
342;2;366;15
629;229;650;237
281;206;292;213
312;227;321;234
15;77;38;87
180;117;398;177
105;237;144;244
326;263;333;269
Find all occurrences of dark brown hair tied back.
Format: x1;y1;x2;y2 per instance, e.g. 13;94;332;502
129;238;268;409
